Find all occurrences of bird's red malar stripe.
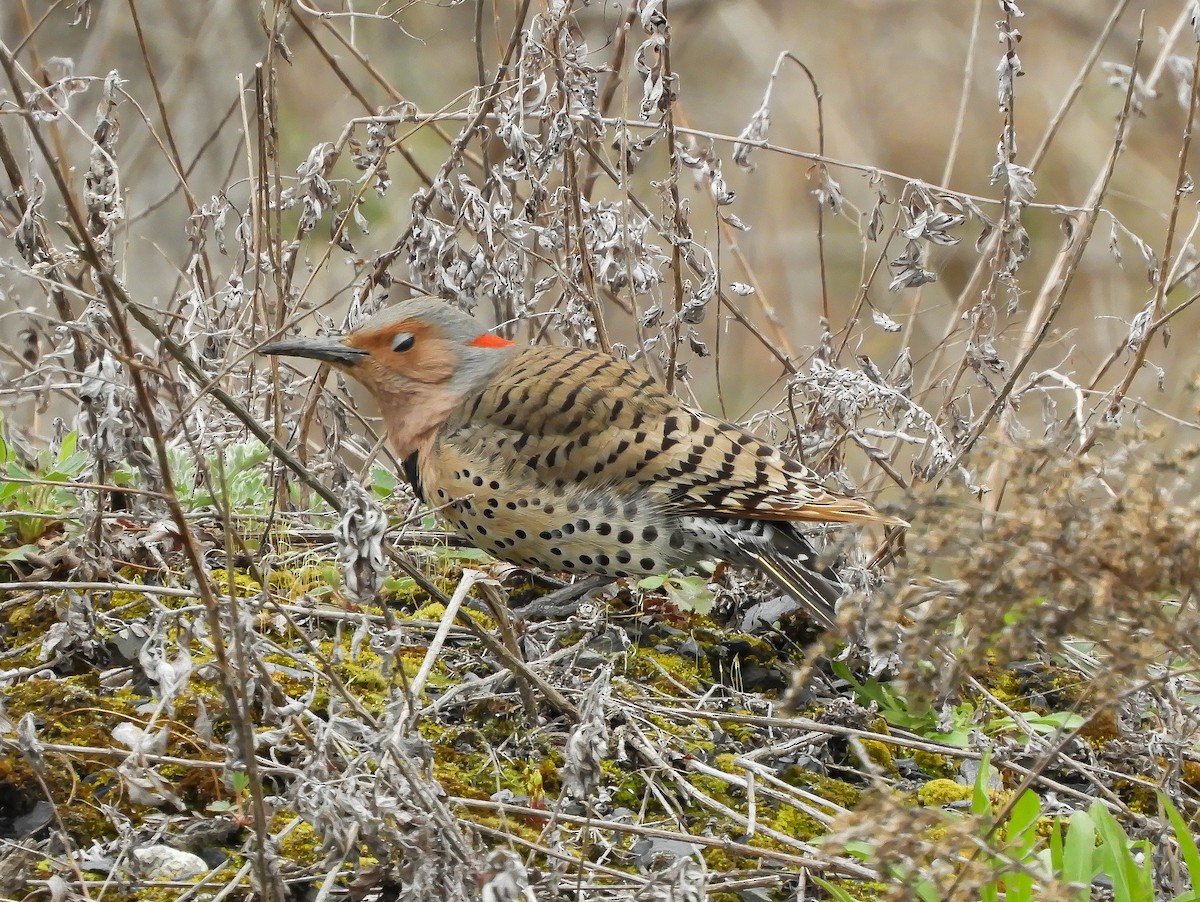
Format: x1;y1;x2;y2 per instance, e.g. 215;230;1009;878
470;333;517;348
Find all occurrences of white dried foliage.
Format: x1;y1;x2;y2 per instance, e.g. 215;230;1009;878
16;714;45;773
77;348;153;484
634;2;673;118
335;479;388;604
85;71;124;267
283;142;340;235
871;308;902;333
888;240;937;290
25;58;91;122
1102;62;1153;115
733;99;771;171
479;850;537;902
796;359;956;476
561;666;612;799
996;41;1024;112
1108;217;1160;286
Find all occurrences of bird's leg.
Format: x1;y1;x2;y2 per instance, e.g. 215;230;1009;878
472;580;542;722
511;574;614;619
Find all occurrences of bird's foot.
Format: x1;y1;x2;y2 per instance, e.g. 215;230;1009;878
509;573;614;619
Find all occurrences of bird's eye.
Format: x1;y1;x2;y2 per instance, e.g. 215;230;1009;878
392;332;415;353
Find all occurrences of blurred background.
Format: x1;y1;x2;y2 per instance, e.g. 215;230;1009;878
2;0;1197;483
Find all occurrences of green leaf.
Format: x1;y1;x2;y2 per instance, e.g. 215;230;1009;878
5;460;32;480
56;430;78;461
372;465;399;499
637;574;667;590
936;728;972;748
1028;711;1086;733
382;576;417;595
1092;802;1153;901
432;545;491;564
1060;810;1095;898
663;575;714;614
55;450;91;477
0;543;39;563
914;879;943;902
829;660;952;737
972;749;994;817
1161;792;1200;901
981;877;999;902
50;488;81;508
1048;818;1065;878
1008;789;1041;856
841;840;874;860
982;788;1041;902
811;877;859;901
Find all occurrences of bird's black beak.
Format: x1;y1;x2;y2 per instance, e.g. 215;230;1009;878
259;337;367;367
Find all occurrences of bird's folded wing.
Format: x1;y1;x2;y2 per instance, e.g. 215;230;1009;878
447;345;903;527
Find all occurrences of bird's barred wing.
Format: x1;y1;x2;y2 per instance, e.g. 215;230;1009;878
448;346;902;527
664;410;902;524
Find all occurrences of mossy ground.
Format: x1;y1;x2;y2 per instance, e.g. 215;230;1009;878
3;528;1194;900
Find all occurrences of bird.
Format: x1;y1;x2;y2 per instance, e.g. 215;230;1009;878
260;297;906;632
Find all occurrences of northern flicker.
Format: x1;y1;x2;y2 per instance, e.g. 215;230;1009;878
261;297;905;631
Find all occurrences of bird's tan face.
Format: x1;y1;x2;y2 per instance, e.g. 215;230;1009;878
339;318;511;458
345;319;458;387
260;298;518;459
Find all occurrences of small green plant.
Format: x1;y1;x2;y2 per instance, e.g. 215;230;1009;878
637;572;715;614
370;464;400;501
1047;792;1200;902
831;660;957;739
207;770;253;825
970;753;1041;902
171;439;275;512
0;425;91;548
823;754;1200;901
831;662;1085;747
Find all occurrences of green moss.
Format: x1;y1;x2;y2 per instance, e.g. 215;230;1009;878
912;750;957;777
1114;777;1158;814
917;778;972;807
716;714;760;744
688;771;740;808
1180;758;1200;792
277;815;323;862
825;880;890;899
624;644;707;691
419;720;562;806
859;739;898;775
411;601;447;622
1078;710;1121;745
778;768;862;810
209;568;263;597
767;803;826;841
988;668;1025;705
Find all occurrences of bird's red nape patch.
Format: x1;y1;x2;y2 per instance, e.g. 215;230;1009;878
469;333;517;348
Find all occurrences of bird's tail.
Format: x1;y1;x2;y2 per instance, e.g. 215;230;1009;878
739;526;846;633
748;550;844;632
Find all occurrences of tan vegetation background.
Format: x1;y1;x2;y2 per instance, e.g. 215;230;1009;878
4;1;1197;443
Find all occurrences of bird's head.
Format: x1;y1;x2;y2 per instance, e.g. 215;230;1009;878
260;297;518;456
